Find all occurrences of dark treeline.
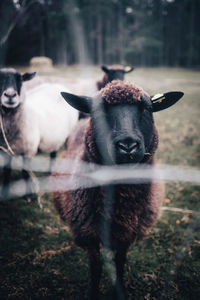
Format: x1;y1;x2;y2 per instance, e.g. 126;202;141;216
0;0;200;67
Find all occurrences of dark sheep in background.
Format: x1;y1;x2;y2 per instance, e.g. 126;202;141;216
53;80;184;299
79;65;134;119
96;65;134;91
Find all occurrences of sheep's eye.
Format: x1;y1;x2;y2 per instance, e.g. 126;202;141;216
15;74;22;94
140;101;152;112
16;74;22;83
139;102;145;112
138;103;149;120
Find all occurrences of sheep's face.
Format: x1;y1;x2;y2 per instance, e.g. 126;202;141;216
106;69;125;82
0;69;36;109
102;102;153;164
61;82;184;165
101;65;134;82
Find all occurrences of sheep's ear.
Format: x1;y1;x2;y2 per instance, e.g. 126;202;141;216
124;66;134;73
22;72;36;81
151;91;184;112
61;92;92;113
101;65;109;73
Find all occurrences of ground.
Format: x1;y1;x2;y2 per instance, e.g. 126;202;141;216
0;67;200;299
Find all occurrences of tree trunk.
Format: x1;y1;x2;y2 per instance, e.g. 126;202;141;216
56;31;67;64
187;0;195;67
105;19;111;64
117;0;125;64
96;0;103;64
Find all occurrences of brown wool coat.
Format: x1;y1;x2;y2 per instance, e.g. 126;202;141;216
53;81;164;251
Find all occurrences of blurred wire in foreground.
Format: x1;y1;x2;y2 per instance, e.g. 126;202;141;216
0;154;200;201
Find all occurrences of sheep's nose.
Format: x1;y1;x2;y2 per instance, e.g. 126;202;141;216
4;91;17;98
116;138;139;154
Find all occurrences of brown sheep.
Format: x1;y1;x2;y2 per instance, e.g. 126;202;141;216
53;80;184;299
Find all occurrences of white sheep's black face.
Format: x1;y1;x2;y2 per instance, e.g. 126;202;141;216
0;69;36;109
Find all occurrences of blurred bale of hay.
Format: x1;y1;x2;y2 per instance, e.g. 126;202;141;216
25;56;54;90
29;56;53;71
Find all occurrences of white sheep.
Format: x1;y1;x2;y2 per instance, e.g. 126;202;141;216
0;68;78;198
23;83;78;155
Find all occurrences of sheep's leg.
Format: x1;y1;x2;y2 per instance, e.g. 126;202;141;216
87;246;102;300
49;151;56;174
2;154;12;200
113;247;128;300
22;156;32;199
22;156;38;200
22;156;42;207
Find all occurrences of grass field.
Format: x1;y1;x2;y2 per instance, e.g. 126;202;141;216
0;67;200;299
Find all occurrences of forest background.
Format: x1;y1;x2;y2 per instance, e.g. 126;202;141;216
0;0;199;68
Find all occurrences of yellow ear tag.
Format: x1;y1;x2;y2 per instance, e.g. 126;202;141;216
151;94;165;103
124;66;132;72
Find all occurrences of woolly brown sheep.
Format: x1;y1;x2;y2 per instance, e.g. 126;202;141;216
53;80;184;299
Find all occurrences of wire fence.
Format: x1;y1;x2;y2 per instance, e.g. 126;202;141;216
0;154;200;201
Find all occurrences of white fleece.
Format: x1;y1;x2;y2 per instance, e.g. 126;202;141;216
21;83;78;156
